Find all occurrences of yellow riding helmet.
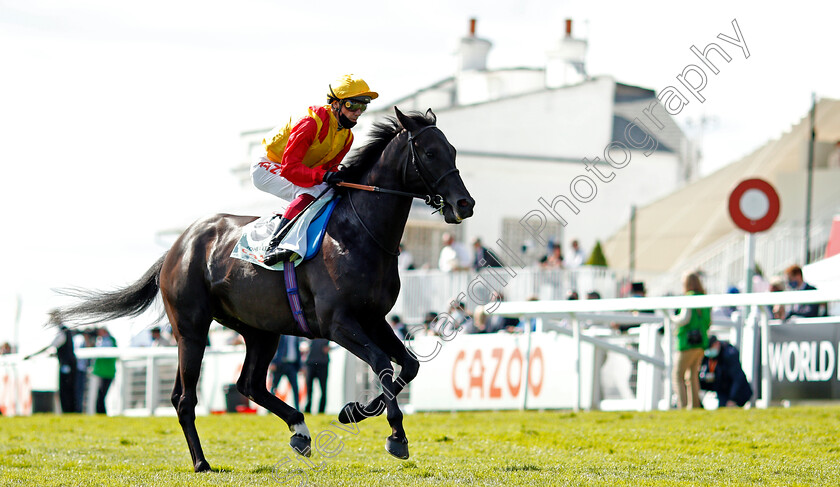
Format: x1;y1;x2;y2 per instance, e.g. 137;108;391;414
328;74;379;102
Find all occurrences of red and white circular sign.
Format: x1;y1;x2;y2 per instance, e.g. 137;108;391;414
728;178;780;233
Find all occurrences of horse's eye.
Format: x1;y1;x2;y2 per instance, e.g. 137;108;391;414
425;151;435;158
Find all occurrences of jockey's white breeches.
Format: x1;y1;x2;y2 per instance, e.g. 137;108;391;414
250;156;331;209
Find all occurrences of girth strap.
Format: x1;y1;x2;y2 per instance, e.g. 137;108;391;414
283;261;313;338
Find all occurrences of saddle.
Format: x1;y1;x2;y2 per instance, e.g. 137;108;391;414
231;196;341;269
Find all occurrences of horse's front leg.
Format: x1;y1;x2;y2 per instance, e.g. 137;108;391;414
330;321;412;459
337;320;419;429
237;329;311;457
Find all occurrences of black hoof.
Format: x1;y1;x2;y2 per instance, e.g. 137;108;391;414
290;433;311;457
195;459;212;472
338;402;361;424
338;401;384;424
385;436;409;460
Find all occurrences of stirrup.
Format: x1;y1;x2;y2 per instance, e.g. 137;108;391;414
264;248;297;266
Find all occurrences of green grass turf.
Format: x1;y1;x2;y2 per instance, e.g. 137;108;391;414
1;406;839;486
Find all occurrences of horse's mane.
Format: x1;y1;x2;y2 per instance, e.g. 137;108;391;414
342;111;436;177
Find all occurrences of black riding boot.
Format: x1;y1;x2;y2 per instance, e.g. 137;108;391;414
263;218;295;266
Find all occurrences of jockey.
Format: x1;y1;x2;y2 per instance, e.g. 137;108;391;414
251;74;378;265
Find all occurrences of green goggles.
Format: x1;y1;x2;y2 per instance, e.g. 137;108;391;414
342;99;369;112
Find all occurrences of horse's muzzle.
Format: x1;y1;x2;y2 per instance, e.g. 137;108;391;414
450;197;475;223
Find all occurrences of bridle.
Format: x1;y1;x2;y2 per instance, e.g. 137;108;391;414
344;123;461;255
402;124;460;212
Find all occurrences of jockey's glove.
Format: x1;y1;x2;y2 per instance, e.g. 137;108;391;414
322;171;344;186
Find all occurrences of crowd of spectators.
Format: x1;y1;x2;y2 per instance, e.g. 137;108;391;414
395;234;590;273
5;253;830;415
719;264;827;321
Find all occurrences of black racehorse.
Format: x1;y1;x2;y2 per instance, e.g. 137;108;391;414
51;107;475;472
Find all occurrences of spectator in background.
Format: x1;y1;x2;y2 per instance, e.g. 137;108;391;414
568;239;587;268
769;277;786;319
304;338;330;414
438;233;471;272
397;243;415;271
484;292;520;333
150;326;175;347
447;300;472;333
628;281;646;299
472;237;501;270
388;315;406;340
540;243;564;269
510;296;541;333
612;281;655;333
419;311;440;336
0;342;12;355
751;265;770;293
24;321;79;413
713;286;740;321
74;329;96;414
629;281;656;315
270;335;302;409
699;335;752;408
469;305;489;334
670;272;711;409
566;290;579;300
92;327;117;415
784;265;820;318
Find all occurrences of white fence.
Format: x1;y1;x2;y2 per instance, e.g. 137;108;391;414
2;290;837;417
488;289;839;411
0;344;373;418
0;347;244;417
394;266;619;323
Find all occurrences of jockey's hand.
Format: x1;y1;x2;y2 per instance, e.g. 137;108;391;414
322;171;344;186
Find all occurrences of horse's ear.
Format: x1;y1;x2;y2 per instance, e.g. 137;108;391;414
425;108;437;125
394;106;419;131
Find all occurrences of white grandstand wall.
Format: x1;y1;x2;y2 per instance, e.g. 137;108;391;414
436;76;615;159
452;149;680;262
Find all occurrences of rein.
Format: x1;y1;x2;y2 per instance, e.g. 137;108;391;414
347;191;401;256
336;182;436;206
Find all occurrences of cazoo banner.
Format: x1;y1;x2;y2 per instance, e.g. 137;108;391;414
768;320;840;400
408;332;597;411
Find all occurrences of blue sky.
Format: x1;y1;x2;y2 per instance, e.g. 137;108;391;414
1;0;838;347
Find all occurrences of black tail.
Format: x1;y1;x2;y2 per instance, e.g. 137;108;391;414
51;253;168;326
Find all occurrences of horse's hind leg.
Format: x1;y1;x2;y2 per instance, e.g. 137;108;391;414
330;321;412;459
173;333;212;472
237;328;311;457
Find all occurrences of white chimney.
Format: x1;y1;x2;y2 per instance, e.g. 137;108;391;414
457;18;492;72
546;19;588;88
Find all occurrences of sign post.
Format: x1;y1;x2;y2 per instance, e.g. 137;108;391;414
728;178;781;290
728;178;781;407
